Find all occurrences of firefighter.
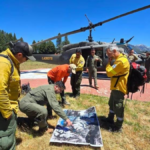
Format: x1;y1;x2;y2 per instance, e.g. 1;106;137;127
47;64;76;105
69;48;85;98
0;41;35;150
102;44;130;132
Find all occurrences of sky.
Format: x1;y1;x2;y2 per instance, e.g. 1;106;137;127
0;0;150;47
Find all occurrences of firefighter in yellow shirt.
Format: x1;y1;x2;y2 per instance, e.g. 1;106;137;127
102;44;130;132
0;42;35;150
69;48;85;98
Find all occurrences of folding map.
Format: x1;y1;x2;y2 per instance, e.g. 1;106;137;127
50;107;103;147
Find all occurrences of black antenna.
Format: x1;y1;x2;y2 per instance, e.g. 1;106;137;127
85;14;94;42
126;36;134;43
112;38;115;44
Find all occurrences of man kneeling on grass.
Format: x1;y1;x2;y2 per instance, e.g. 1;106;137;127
19;81;72;133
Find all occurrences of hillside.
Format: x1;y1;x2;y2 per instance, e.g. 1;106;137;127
129;44;150;53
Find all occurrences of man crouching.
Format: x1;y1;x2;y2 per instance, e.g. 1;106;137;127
19;81;72;133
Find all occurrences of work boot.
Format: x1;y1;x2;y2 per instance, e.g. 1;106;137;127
39;126;53;134
101;113;115;124
94;85;99;89
32;125;39;131
69;93;74;97
63;100;70;105
109;119;123;132
74;93;80;99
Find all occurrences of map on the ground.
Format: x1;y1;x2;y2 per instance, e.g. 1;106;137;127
50;107;103;147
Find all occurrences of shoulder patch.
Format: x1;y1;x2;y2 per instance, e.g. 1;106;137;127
112;64;117;69
80;61;84;64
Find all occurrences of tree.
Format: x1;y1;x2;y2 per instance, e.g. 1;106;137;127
0;30;6;52
62;35;70;46
0;30;21;52
13;33;17;40
56;33;62;51
20;37;24;42
46;41;56;53
0;32;4;52
32;40;38;53
39;41;46;54
8;33;13;41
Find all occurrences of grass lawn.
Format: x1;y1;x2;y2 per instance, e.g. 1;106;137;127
16;61;150;150
20;60;57;70
16;94;150;150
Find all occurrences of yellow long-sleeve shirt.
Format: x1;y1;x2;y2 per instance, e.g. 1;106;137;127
69;54;85;72
106;53;130;94
0;49;21;119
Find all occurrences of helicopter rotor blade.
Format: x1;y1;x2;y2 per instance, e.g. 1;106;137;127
32;5;150;46
31;28;87;46
4;38;22;46
93;5;150;28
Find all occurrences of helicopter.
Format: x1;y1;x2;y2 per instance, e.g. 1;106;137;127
27;5;150;70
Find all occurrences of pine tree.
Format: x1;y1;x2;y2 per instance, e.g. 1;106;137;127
56;33;62;51
8;33;13;41
62;35;70;46
20;37;24;42
13;33;17;40
65;35;70;45
32;40;37;53
46;41;56;53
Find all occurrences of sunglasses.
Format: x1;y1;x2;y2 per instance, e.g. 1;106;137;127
22;53;29;60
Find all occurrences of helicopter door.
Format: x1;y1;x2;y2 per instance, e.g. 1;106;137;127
82;48;91;67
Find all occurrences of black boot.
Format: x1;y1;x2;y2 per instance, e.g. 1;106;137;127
62;99;70;105
109;119;123;132
101;113;115;124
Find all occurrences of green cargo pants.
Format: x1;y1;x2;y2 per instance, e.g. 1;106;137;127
19;94;48;129
0;111;17;150
108;90;125;119
71;71;82;96
88;67;97;86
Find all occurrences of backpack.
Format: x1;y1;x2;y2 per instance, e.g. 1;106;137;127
21;82;31;94
127;62;147;94
113;61;147;98
0;54;14;75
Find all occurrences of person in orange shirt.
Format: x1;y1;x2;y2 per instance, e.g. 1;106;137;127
47;64;76;106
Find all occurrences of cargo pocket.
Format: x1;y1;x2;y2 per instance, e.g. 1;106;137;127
0;112;16;150
0;131;16;150
9;76;21;98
